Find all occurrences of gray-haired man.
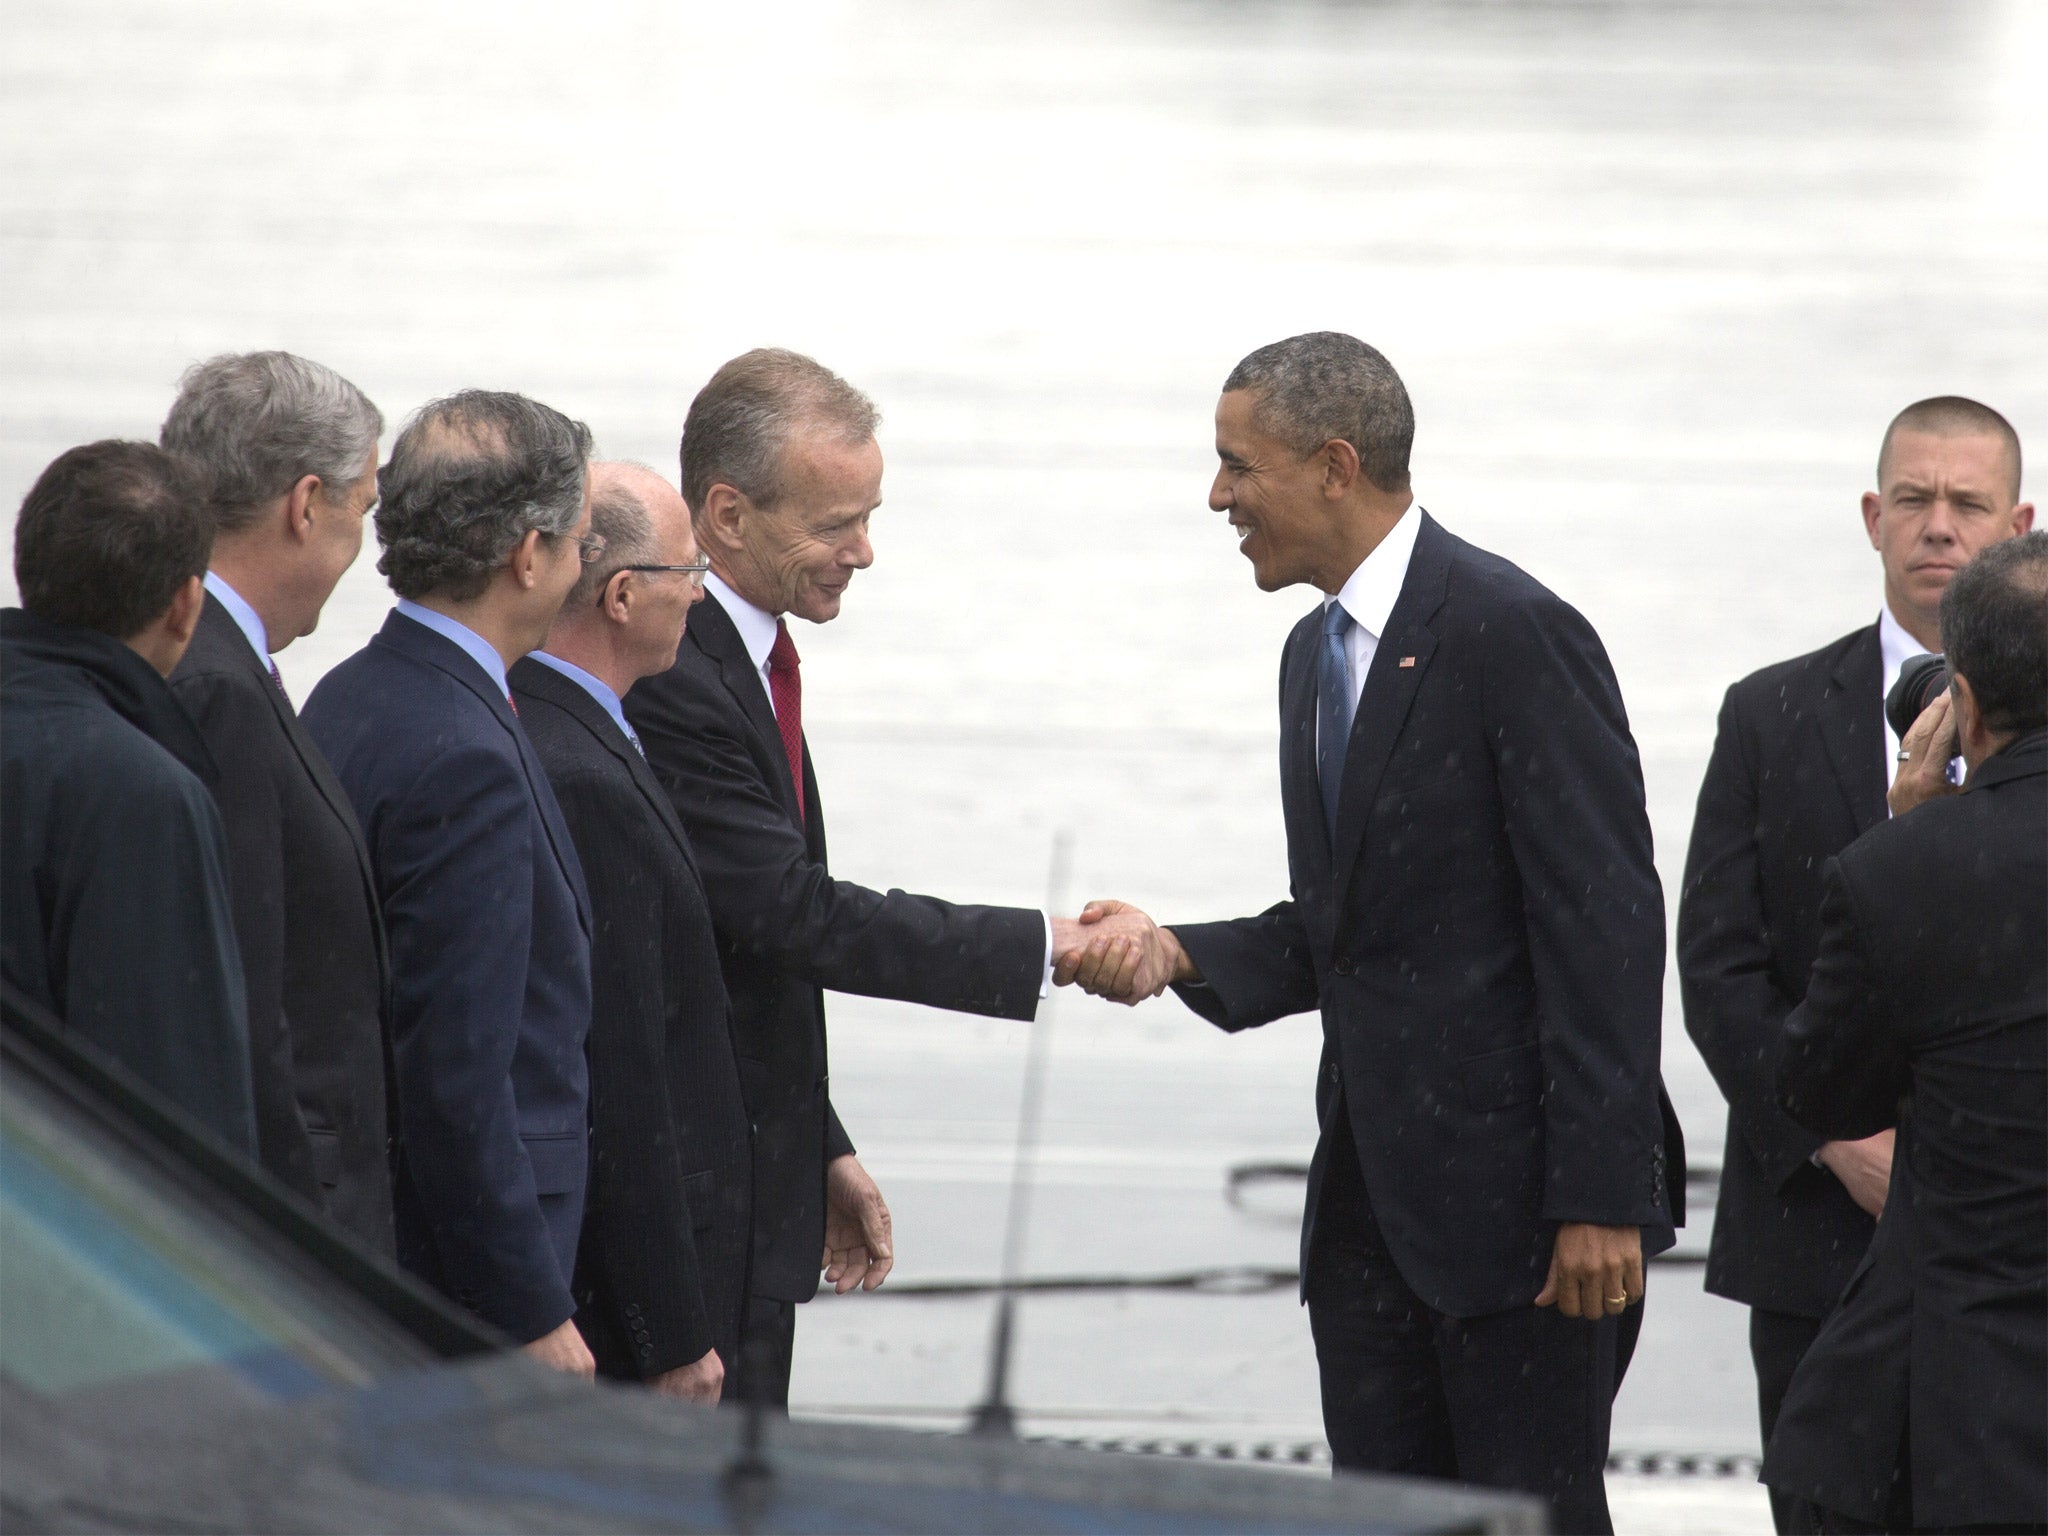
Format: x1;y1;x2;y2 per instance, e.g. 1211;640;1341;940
304;391;599;1373
162;351;396;1249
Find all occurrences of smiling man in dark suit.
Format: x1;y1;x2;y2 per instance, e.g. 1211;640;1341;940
625;349;1141;1406
1677;396;2033;1531
161;351;396;1252
303;390;598;1376
512;462;750;1405
1074;332;1682;1533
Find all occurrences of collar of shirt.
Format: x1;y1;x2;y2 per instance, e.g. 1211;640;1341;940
204;571;269;661
527;650;640;752
704;568;783;706
393;598;511;699
1325;504;1423;705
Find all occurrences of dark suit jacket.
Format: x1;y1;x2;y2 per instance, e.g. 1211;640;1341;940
1766;730;2046;1530
626;590;1045;1303
1169;513;1681;1318
512;656;753;1378
303;610;593;1342
0;609;256;1154
169;595;396;1254
1677;625;1885;1317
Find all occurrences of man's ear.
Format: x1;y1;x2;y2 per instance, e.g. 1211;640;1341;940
165;573;205;643
2011;499;2036;534
1861;490;1884;549
697;484;745;551
1321;437;1361;500
1950;672;1987;756
284;474;321;541
509;528;545;590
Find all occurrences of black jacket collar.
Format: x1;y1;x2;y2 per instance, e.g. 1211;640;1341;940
1;608;217;786
1970;727;2047;792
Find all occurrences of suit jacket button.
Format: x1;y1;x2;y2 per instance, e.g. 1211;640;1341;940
1331;957;1354;977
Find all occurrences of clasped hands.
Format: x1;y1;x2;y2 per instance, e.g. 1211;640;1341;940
1051;901;1195;1004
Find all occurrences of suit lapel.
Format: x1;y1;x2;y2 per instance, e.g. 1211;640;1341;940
1330;514;1452;879
1281;617;1328;865
692;594;806;825
1818;625;1888;836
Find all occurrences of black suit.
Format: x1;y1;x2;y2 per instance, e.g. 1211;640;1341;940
511;656;753;1382
1765;730;2047;1533
626;588;1045;1398
1168;513;1680;1533
1677;624;1886;1518
169;594;396;1253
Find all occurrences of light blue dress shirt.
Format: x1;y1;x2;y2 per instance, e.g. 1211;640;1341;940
204;571;269;660
526;651;642;755
393;599;510;699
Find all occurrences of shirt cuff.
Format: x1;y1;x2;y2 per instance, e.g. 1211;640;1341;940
1040;911;1055;999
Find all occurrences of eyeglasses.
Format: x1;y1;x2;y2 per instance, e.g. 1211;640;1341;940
569;533;609;565
593;558;712;606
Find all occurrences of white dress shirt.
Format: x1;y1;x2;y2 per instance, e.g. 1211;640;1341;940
1318;504;1424;751
204;570;269;660
701;570;1055;992
1877;603;1932;790
527;650;642;755
394;598;510;700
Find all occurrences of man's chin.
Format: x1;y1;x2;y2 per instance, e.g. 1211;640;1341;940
796;590;846;624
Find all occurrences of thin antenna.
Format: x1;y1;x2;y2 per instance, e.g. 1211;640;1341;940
969;829;1074;1438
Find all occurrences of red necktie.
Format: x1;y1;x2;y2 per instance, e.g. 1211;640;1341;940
767;619;805;822
267;658;289;699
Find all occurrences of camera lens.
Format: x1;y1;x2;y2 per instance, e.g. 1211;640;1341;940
1885;653;1950;742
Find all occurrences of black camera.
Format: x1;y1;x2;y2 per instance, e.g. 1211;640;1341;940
1885;653;1951;741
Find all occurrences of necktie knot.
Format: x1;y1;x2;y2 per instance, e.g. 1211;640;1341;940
769;618;800;675
1324;600;1355;641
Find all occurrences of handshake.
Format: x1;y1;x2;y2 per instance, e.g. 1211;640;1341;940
1049;902;1198;1005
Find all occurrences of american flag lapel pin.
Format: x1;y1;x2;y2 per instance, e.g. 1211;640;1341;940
1398;655;1416;668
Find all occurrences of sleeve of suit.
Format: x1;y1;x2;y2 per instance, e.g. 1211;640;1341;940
1677;686;1826;1186
1485;590;1670;1227
550;767;714;1375
170;669;322;1201
1168;900;1322;1031
1777;857;1907;1141
378;740;573;1343
631;682;1044;1022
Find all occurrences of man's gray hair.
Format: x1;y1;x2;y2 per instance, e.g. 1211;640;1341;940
375;390;593;602
160;351;384;533
1940;530;2048;736
1223;333;1414;494
680;348;879;515
570;464;661;606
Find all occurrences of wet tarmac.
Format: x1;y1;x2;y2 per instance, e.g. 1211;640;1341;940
5;2;2044;1529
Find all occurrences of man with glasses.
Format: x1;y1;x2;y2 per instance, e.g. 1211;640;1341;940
511;463;749;1405
302;390;600;1377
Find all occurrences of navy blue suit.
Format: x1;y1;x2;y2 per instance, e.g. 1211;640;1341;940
1169;513;1681;1532
304;610;592;1343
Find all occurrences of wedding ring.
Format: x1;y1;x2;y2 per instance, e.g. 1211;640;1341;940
1897;749;1912;762
1606;1294;1627;1306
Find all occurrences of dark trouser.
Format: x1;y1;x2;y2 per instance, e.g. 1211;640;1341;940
728;1293;796;1410
1752;1307;1826;1534
1305;1127;1641;1535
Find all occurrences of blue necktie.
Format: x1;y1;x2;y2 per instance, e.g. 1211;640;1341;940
1318;600;1356;838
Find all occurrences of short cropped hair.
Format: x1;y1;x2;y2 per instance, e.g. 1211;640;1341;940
571;466;661;605
679;348;879;515
14;441;212;639
1223;333;1414;494
374;390;593;602
1941;531;2048;736
1877;396;2023;504
160;351;384;534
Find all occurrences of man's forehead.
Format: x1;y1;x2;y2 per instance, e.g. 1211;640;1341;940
1885;428;2017;488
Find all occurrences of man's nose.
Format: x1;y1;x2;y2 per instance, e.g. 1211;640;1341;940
1925;497;1960;540
1209;472;1232;513
846;526;874;568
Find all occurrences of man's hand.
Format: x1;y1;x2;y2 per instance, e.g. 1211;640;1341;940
650;1348;724;1405
1817;1128;1894;1218
1054;900;1195;1003
823;1153;894;1293
522;1316;597;1378
1534;1222;1643;1320
1889;690;1960;817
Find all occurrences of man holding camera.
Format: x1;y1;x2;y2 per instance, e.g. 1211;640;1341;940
1676;397;2033;1532
1764;531;2047;1533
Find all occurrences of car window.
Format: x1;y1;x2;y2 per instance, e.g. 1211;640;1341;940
0;1066;427;1400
